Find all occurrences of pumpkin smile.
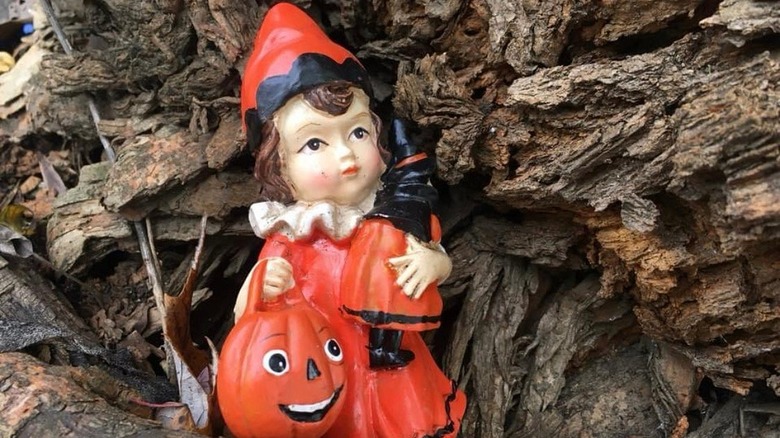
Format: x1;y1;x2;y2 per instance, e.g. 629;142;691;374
279;385;344;423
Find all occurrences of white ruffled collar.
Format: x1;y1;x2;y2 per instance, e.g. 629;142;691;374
249;201;367;241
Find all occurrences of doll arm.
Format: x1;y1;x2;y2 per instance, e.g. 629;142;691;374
389;236;451;299
387;216;452;299
233;238;295;322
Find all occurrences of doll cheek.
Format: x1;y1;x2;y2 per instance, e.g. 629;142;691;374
369;152;386;174
302;169;335;188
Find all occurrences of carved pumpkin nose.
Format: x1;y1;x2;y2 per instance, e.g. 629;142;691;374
306;358;321;380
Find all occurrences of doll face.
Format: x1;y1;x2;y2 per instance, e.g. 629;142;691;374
275;89;386;206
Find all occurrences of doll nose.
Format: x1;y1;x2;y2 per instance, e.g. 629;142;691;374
306;358;321;380
335;141;356;161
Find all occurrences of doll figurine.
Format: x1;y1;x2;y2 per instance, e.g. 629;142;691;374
341;119;445;369
227;3;466;437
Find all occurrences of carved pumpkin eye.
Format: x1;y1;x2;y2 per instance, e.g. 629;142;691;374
324;339;343;362
263;349;289;376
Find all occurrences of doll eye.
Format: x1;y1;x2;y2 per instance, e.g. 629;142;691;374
324;339;343;362
263;349;289;376
350;127;369;141
299;138;324;153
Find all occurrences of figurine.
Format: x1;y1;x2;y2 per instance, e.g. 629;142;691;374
223;3;466;437
341;119;445;369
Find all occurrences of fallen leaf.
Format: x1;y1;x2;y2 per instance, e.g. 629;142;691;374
160;215;218;434
206;337;219;395
163;215;209;375
0;204;35;235
118;330;155;364
90;309;123;343
19;175;41;195
37;152;68;196
169;343;210;431
0;225;32;258
155;403;198;431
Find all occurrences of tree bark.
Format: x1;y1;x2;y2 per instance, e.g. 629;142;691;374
0;0;776;436
0;352;200;437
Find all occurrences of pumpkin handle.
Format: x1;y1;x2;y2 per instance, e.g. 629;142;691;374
245;259;281;313
245;258;266;315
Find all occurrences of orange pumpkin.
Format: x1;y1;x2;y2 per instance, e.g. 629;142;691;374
217;261;346;438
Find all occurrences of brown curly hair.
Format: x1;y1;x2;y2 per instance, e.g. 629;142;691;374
248;82;388;203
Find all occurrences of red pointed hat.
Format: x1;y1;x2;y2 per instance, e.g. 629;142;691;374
241;3;373;126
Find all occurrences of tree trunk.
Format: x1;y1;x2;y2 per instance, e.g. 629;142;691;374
1;0;777;436
0;352;199;437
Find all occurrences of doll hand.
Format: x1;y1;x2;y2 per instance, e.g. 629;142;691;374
233;258;294;322
263;257;295;300
388;235;452;300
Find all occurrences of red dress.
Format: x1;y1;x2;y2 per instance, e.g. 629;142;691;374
250;202;465;438
341;217;443;331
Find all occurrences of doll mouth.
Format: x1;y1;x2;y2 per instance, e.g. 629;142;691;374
279;385;344;422
342;166;359;176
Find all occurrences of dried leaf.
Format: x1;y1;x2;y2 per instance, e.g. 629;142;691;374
168;343;209;430
37;152;68;196
90;308;123;343
206;337;219;395
155;402;198;431
0;225;32;258
196;365;211;395
118;330;157;364
0;204;35;236
161;215;217;433
163;215;209;375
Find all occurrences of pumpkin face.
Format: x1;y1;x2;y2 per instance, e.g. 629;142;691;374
217;303;346;438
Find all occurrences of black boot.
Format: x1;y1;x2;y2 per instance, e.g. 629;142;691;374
384;329;415;365
368;328;415;369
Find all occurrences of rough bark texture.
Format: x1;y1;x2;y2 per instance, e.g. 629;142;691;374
0;352;199;437
0;0;777;436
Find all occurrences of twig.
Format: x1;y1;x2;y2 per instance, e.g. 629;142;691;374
145;217;163;287
192;215;208;273
41;0;166;314
30;253;86;288
134;221;166;318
